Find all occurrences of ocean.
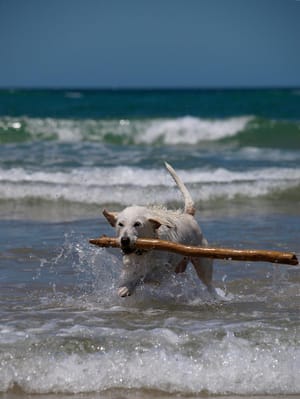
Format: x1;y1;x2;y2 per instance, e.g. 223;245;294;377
0;89;299;399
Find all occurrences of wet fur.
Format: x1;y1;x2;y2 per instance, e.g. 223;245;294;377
103;163;214;297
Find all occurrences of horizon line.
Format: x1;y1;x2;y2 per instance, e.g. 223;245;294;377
0;85;299;91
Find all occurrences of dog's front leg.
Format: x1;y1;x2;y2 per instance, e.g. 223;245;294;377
118;254;147;297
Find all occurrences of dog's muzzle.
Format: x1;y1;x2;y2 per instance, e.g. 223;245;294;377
120;236;135;254
120;236;147;256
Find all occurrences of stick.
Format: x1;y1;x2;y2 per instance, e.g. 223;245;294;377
89;236;299;266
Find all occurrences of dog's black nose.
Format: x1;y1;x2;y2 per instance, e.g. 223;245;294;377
121;236;130;247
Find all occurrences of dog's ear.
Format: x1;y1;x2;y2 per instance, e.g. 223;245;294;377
148;218;162;230
149;217;174;230
103;209;118;227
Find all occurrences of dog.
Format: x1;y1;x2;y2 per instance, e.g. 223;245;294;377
103;162;214;297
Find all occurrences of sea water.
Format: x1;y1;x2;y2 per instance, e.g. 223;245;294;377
0;89;300;398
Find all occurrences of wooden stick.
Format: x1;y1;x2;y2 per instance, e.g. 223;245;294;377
89;236;299;266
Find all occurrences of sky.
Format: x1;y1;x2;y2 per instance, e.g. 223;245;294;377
0;0;300;88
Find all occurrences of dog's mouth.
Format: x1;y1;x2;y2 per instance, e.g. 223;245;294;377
121;246;148;256
120;236;137;255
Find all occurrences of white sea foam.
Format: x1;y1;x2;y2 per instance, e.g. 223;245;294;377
0;331;299;394
140;116;252;144
1;166;300;186
0;115;252;144
0;166;299;206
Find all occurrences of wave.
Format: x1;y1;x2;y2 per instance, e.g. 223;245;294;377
1;115;299;148
2;345;300;395
1;166;299;207
0;322;299;395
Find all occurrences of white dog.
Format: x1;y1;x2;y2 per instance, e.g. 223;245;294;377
103;162;214;297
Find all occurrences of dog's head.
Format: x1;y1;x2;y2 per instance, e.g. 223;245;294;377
103;206;163;255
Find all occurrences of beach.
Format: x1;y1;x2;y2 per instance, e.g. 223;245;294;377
0;89;300;398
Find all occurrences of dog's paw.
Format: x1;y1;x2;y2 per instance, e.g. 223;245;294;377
118;286;131;297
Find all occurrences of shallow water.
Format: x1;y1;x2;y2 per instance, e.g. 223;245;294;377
1;215;299;396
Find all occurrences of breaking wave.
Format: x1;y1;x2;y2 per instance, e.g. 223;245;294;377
1;166;299;208
1;115;299;148
1;331;299;395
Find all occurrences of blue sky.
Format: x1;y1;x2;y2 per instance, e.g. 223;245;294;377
0;0;299;88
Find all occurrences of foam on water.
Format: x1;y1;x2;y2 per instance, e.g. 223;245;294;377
0;115;252;144
0;166;299;207
1;115;300;149
139;116;252;144
1;321;299;395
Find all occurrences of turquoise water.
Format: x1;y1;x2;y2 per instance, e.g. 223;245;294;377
0;89;299;397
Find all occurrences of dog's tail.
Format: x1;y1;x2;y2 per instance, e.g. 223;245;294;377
164;162;195;216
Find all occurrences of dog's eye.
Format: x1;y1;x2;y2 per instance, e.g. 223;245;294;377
134;221;142;228
118;222;124;227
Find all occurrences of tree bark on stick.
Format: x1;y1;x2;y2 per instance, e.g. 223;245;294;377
89;236;298;266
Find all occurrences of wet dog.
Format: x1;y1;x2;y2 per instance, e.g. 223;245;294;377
103;162;214;297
